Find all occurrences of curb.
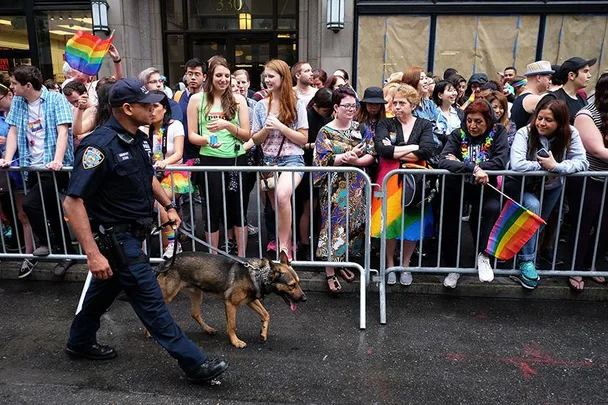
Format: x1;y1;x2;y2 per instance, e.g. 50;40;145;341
1;261;606;301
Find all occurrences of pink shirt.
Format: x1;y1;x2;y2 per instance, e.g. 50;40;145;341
251;99;308;157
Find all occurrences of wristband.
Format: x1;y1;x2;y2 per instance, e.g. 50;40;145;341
164;202;177;211
473;165;481;174
113;58;121;63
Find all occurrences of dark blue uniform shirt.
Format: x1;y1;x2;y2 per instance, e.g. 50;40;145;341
66;116;155;225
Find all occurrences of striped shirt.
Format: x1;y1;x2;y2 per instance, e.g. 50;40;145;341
576;103;608;177
5;86;74;167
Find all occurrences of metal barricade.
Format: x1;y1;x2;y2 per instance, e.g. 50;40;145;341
0;165;375;329
162;165;375;330
377;168;608;325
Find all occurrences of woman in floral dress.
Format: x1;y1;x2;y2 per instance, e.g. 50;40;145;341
314;86;376;293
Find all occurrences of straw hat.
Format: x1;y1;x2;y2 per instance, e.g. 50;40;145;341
523;61;554;77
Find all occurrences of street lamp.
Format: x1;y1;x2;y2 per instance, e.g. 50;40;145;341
238;12;252;30
326;0;344;33
91;0;110;34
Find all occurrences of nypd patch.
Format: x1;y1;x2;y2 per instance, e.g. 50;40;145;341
82;147;105;169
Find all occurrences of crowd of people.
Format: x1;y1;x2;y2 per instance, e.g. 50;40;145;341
1;50;607;295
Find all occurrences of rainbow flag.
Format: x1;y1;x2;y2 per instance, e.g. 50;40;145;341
486;199;546;260
65;31;113;76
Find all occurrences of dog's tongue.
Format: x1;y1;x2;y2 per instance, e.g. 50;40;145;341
290;302;297;312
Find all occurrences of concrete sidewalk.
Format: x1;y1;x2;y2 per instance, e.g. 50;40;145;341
2;260;606;302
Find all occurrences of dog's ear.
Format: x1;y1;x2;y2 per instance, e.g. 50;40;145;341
279;249;290;265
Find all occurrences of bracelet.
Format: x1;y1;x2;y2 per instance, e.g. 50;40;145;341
235;125;239;138
113;58;121;63
473;165;480;174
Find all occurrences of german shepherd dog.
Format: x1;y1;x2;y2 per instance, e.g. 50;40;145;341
153;250;306;348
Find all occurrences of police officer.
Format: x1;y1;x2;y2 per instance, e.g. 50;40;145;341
62;78;228;384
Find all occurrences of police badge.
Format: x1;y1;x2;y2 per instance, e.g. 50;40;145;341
82;147;105;169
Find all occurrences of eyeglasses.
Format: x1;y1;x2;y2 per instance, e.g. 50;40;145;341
339;103;357;110
147;79;164;85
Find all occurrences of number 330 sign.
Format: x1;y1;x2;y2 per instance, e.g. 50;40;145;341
216;0;244;11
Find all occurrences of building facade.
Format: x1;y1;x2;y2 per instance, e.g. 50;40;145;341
2;0;607;93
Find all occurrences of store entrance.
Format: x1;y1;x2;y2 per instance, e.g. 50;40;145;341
189;33;296;91
0;49;31;77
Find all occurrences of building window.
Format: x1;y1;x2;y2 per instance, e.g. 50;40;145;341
35;11;93;82
163;0;298;91
0;16;30;76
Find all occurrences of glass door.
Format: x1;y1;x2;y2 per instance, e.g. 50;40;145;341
190;37;228;65
233;36;270;91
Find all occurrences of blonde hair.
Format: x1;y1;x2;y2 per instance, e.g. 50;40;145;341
394;84;420;108
383;82;400;99
386;71;404;84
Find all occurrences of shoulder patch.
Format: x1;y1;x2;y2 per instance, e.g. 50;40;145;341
82;146;105;169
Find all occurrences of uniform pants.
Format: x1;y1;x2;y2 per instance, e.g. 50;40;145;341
67;231;207;373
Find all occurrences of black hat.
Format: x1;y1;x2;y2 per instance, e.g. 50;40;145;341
360;86;387;104
558;57;597;78
109;78;165;107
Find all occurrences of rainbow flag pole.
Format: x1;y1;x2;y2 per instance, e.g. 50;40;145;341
484;183;546;261
65;30;115;76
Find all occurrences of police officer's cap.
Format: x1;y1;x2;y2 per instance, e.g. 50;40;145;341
109;78;165;107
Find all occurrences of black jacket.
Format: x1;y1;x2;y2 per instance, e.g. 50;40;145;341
374;117;440;161
438;124;509;173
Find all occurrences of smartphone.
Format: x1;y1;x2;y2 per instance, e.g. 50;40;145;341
537;148;549;158
209;134;218;146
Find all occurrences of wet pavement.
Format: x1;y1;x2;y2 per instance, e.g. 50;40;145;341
1;280;607;404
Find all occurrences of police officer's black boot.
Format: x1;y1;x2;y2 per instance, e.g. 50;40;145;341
64;343;117;360
187;358;229;384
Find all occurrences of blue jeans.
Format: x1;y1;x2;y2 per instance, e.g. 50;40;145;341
518;186;563;262
67;231;207;374
263;154;305;178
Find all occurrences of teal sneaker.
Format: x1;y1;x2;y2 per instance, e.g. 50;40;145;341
511;261;540;289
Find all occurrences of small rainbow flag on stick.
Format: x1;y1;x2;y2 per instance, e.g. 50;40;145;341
485;185;546;260
65;31;114;76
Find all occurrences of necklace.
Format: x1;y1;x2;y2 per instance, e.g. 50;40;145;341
460;127;495;164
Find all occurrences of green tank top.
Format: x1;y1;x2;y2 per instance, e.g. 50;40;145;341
198;95;244;158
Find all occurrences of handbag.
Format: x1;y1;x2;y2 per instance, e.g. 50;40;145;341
260;136;286;192
401;162;438;208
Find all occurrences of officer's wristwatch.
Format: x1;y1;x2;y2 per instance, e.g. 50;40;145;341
164;202;178;212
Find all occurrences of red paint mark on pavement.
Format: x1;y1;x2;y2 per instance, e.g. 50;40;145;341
446;341;593;379
476;312;489;320
367;348;373;355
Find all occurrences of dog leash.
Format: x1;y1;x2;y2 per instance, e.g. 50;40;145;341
151;220;249;266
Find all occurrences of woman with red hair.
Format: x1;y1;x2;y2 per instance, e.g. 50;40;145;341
438;100;509;288
252;59;308;259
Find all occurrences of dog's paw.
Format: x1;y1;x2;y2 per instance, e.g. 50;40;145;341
203;326;217;335
144;329;152;338
231;339;247;349
260;331;268;342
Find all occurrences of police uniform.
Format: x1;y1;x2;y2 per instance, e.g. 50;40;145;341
64;79;226;382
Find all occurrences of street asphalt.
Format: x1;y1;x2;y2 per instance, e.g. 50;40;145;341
1;280;607;404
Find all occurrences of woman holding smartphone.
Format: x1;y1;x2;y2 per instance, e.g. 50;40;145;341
187;56;251;256
507;98;588;289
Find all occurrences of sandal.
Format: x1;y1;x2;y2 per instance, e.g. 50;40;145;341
326;275;342;293
590;276;606;284
337;268;355;282
567;276;584;293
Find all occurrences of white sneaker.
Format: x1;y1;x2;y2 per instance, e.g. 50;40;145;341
443;272;460;288
399;271;413;286
163;242;182;259
387;272;397;285
477;253;494;282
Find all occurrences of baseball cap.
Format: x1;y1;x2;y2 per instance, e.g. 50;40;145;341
558;57;597;78
109;78;165;107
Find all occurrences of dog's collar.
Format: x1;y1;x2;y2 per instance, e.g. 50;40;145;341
247;261;273;298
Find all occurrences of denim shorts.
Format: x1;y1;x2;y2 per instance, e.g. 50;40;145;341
263;154;305;178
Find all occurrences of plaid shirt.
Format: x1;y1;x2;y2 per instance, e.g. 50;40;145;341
6;86;74;167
